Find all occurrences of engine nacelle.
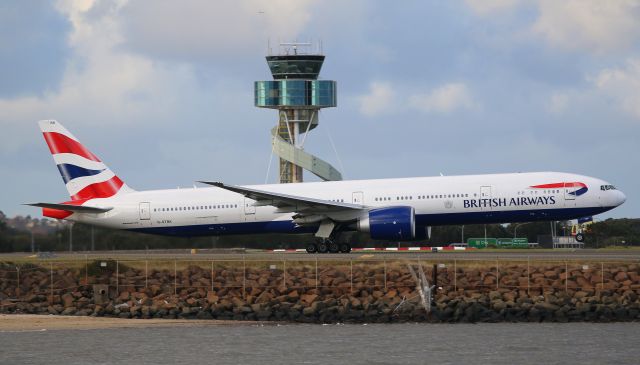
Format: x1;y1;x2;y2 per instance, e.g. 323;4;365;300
357;206;416;241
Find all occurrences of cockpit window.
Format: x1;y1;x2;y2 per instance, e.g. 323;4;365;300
600;185;616;191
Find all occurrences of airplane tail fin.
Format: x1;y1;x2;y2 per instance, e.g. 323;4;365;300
38;120;134;201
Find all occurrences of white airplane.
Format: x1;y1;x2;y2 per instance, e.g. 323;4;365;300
29;120;626;253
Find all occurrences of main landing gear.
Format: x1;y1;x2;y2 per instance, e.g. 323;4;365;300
306;239;351;254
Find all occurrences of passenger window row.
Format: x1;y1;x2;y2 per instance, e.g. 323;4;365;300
374;193;470;202
154;204;238;213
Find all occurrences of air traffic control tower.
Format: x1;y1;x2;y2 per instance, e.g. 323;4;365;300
255;42;342;183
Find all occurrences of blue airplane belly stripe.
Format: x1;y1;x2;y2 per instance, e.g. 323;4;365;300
56;163;105;183
128;206;615;238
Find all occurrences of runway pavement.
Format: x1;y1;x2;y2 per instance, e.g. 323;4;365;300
2;248;640;262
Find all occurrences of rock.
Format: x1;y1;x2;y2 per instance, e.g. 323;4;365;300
492;300;506;311
301;294;318;304
61;293;74;308
502;292;516;302
303;306;316;316
614;272;629;282
207;292;219;304
256;309;272;320
350;297;362;309
196;310;213;320
251;303;262;312
384;290;398;299
61;307;76;315
483;276;495;286
231;297;246;308
535;302;560;312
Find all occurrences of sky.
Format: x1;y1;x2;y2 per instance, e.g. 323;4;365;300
1;0;638;219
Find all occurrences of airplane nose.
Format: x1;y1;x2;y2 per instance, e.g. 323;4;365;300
618;190;627;206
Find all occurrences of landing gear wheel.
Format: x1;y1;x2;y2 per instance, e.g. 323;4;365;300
339;243;351;253
306;243;317;254
575;233;585;242
317;241;329;253
328;241;340;253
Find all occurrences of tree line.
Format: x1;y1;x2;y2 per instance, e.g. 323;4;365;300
0;216;637;252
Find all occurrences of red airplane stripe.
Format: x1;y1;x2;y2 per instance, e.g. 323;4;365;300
71;176;123;201
530;183;564;189
43;208;72;219
530;182;587;189
42;132;101;162
42;199;92;220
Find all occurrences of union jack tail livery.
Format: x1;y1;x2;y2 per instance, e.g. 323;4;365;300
35;120;133;218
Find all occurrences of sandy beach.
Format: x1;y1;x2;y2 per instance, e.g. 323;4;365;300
0;314;260;332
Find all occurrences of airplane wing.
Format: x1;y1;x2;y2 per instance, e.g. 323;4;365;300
198;181;365;212
25;203;113;213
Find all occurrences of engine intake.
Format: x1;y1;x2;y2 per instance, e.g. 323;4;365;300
357;206;416;241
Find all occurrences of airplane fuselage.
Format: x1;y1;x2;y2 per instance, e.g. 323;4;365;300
68;171;625;238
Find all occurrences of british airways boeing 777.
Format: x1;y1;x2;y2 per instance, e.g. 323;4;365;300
29;120;626;253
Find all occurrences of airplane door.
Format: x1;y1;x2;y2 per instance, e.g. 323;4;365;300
564;182;576;208
139;202;151;220
564;183;576;200
244;198;256;221
480;186;492;210
352;191;364;205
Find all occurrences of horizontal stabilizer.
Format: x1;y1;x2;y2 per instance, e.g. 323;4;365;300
24;202;113;213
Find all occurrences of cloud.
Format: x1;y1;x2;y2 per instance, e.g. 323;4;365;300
547;92;569;115
408;83;476;114
591;58;640;120
357;82;395;117
464;0;522;16
0;2;146;116
464;0;640;54
0;0;228;153
356;82;477;116
119;0;315;61
532;0;640;54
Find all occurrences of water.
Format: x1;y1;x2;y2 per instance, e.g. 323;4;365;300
1;323;639;364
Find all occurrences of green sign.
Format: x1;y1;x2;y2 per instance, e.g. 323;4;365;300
513;238;529;247
497;238;529;248
467;238;529;248
467;238;497;248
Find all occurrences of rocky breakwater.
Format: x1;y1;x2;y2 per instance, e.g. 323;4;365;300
1;260;639;323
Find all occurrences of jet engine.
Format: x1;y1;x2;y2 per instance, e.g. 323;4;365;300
357;206;416;240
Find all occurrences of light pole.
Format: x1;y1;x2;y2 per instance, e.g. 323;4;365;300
461;225;465;244
483;224;487;246
68;223;73;252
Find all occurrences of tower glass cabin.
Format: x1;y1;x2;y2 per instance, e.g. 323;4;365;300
255;44;340;183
